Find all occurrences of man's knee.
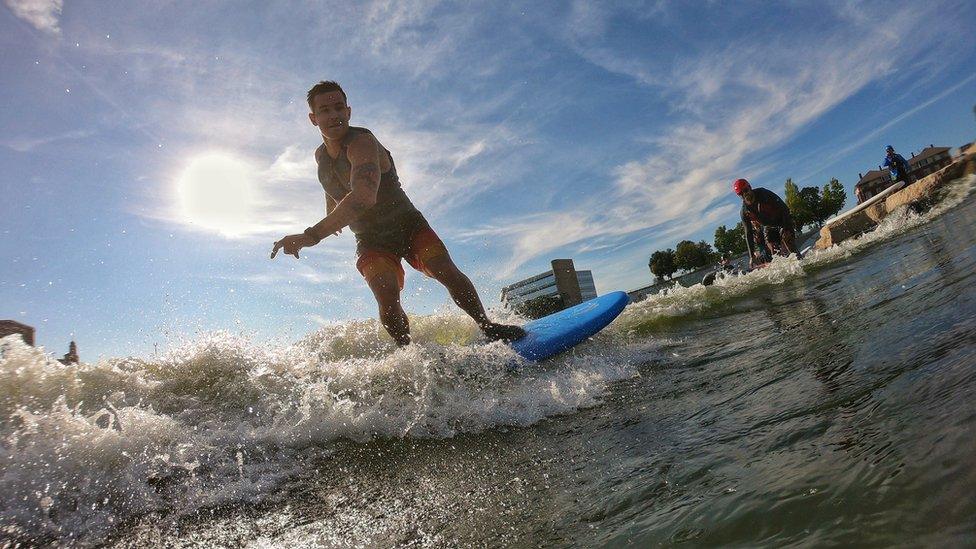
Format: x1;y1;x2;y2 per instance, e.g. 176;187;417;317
424;253;464;283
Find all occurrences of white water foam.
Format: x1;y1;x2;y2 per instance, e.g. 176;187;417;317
0;313;642;544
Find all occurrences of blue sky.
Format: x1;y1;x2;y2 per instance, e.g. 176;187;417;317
2;0;975;359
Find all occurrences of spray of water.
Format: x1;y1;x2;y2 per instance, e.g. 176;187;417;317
1;174;970;545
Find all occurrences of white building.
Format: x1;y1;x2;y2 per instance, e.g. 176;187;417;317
501;259;598;308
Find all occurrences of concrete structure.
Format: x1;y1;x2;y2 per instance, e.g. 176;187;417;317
0;320;34;345
816;149;976;249
501;259;597;308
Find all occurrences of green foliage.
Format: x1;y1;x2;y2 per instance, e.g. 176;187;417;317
648;248;677;281
819;178;847;222
799;187;821;226
674;240;714;272
512;293;563;320
714;222;747;257
785;178;813;229
786;177;848;228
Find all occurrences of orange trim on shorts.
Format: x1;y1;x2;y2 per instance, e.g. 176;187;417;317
357;251;405;290
405;227;449;276
355;227;449;290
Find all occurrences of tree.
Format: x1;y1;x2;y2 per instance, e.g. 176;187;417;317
675;240;710;272
785;178;814;229
714;222;747;257
697;240;718;265
799;186;822;227
818;178;847;222
649;249;677;281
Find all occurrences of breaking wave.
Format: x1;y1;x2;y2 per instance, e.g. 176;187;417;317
0;314;645;544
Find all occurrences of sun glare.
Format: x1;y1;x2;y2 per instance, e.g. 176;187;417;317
177;153;256;237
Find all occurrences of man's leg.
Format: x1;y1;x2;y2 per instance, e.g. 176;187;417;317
365;269;411;346
358;253;411;346
781;228;799;257
422;252;525;342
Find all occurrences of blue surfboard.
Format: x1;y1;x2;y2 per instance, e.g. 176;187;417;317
510;291;629;361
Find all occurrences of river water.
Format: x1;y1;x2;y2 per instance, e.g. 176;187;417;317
2;176;974;547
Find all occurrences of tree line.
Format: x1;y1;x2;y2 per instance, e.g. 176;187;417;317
647;178;847;281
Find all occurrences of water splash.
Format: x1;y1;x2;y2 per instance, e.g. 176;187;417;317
0;319;639;544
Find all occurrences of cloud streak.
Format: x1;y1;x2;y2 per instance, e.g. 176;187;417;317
4;0;62;34
468;0;969;280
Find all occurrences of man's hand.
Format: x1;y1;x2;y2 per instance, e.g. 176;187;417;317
271;233;316;259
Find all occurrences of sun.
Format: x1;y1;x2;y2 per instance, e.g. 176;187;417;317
177;152;256;237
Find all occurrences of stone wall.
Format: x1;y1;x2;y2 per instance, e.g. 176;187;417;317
814;151;976;250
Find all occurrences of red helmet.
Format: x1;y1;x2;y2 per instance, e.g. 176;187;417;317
733;178;751;196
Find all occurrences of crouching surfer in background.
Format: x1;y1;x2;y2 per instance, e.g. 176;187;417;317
732;178;802;269
272;80;525;346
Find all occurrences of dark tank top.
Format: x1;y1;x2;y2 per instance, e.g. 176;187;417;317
316;126;424;249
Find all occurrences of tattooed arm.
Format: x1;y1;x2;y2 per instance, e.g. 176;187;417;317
306;133;381;240
271;134;380;259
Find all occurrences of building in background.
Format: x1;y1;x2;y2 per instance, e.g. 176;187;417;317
909;145;952;180
0;320;35;346
0;319;78;364
501;259;597;315
854;168;893;204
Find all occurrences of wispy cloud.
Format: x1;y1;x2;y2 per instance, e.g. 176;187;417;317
798;72;976;181
469;0;969;279
1;129;94;152
4;0;63;35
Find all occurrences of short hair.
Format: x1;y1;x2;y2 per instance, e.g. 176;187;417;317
307;81;347;110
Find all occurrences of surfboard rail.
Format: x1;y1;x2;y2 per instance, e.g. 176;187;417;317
510;291;629;361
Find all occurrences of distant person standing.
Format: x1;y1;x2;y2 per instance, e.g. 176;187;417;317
883;145;913;185
732;179;801;268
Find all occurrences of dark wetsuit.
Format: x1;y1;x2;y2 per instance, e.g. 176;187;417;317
883;153;912;184
741;187;796;260
316;126;428;257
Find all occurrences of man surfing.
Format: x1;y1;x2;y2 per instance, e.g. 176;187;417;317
272;81;525;346
733;178;801;268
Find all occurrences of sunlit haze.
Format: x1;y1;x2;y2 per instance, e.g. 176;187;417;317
177;153;256;237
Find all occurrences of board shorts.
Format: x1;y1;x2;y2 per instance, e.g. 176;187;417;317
354;213;449;291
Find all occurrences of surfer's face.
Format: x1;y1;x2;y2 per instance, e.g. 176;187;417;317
309;91;351;141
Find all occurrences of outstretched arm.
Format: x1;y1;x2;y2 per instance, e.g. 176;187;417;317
271;135;380;259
